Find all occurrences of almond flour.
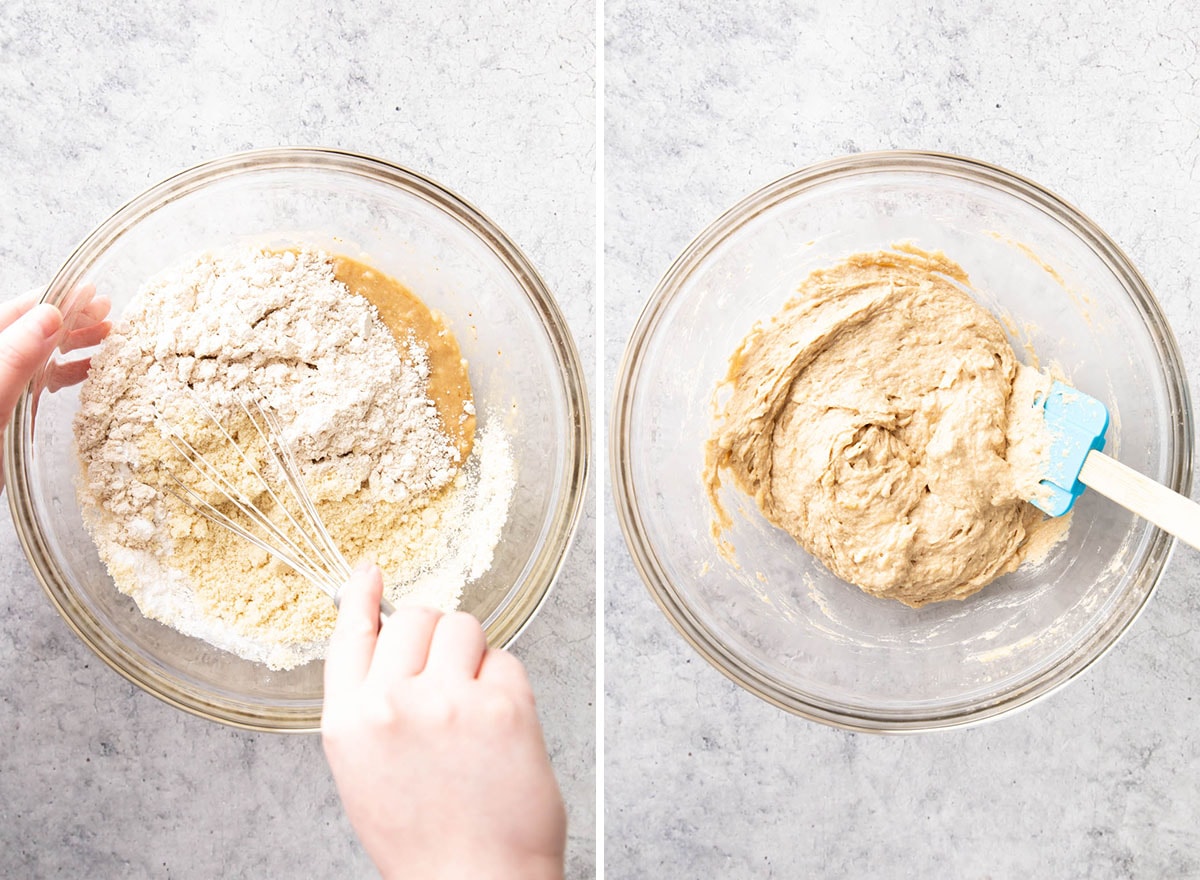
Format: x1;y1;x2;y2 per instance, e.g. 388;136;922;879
75;248;515;669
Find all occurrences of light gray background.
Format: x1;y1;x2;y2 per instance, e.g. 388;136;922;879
606;1;1200;877
0;2;595;877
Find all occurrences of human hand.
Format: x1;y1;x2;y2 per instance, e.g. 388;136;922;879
42;284;112;393
0;286;111;495
321;565;567;880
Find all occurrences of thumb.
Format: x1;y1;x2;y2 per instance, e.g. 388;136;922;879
0;304;62;427
324;564;384;701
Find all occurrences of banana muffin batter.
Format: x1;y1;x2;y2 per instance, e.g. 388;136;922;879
706;246;1059;607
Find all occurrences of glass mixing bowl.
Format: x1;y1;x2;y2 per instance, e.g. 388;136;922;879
612;151;1192;732
6;148;589;731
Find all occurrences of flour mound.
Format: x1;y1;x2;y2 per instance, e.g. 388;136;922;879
75;248;513;669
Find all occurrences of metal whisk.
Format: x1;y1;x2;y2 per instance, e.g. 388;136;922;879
154;393;395;618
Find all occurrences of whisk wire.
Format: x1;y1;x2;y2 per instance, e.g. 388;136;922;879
187;392;339;579
152;391;393;617
239;398;355;584
157;426;344;595
161;472;340;593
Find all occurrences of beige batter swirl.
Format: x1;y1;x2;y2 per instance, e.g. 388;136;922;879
706;246;1060;607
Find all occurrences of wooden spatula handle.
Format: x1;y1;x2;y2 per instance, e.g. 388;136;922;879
1078;451;1200;551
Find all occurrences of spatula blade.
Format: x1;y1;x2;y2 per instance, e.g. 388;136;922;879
1030;380;1110;517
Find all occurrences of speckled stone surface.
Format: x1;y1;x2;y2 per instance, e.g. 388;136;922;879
0;2;594;877
606;1;1200;877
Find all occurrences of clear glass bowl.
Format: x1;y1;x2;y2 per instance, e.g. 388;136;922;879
612;151;1192;732
6;148;589;731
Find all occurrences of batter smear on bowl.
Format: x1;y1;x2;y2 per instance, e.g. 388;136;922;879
705;246;1064;607
75;248;514;669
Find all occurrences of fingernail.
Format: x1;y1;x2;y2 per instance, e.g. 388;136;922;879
353;561;373;574
29;304;62;338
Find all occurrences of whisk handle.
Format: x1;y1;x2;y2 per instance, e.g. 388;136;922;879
377;596;396;620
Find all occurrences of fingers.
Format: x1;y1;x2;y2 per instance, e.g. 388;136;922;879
476;648;533;694
0;304;63;427
57;284;100;328
0;288;110;359
368;605;443;683
0;290;42;331
69;292;110;328
327;565;495;700
423;612;488;679
58;320;111;354
44;357;93;393
60;289;111;354
324;565;386;698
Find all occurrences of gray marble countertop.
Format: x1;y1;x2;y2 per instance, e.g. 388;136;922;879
605;1;1200;877
0;1;595;877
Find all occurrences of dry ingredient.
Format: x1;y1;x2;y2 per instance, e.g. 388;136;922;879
706;246;1064;608
75;248;514;669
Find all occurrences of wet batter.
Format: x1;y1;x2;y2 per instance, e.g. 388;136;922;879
706;246;1058;607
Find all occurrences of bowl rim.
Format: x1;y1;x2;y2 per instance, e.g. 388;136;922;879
610;149;1194;733
5;146;591;732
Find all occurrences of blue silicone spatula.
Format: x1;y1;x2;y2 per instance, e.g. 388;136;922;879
1030;381;1200;550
